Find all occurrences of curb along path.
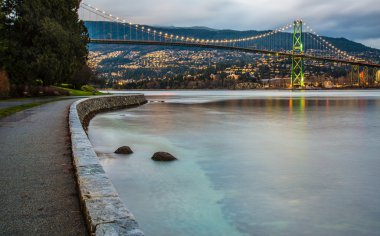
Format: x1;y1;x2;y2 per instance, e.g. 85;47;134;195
0;99;87;235
70;95;146;236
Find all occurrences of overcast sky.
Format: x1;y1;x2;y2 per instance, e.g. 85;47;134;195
87;0;380;49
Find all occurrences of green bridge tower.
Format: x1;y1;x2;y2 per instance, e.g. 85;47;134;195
291;20;304;87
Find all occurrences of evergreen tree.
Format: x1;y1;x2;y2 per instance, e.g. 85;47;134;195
1;0;88;85
0;0;6;57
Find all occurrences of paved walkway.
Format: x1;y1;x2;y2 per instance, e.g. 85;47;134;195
0;97;59;109
0;99;88;235
0;96;89;109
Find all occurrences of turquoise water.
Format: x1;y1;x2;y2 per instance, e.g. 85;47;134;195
88;90;380;236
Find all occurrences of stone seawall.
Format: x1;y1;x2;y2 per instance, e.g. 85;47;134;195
69;95;147;236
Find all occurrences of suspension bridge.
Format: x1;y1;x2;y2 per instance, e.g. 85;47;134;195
79;2;380;88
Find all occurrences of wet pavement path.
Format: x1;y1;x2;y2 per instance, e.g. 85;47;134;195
0;99;88;235
0;97;61;109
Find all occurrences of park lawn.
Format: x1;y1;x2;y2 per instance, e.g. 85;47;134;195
54;86;104;96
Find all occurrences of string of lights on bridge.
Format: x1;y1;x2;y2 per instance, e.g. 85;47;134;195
80;2;294;45
79;2;366;64
303;22;360;62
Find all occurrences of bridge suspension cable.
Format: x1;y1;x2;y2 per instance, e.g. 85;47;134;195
80;2;295;51
302;22;363;62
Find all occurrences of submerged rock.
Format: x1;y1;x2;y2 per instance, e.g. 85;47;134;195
114;146;133;154
151;152;177;161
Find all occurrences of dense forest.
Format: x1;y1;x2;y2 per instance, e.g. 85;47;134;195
0;0;89;96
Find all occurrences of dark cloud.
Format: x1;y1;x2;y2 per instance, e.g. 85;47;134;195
87;0;380;48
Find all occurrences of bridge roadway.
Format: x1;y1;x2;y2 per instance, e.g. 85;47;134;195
90;39;380;68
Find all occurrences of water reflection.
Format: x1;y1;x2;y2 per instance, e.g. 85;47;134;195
89;91;380;236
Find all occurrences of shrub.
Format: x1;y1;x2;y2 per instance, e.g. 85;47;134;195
59;83;72;89
42;86;70;96
81;85;97;92
9;85;69;97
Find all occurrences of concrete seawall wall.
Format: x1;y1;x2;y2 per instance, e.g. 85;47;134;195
69;95;147;236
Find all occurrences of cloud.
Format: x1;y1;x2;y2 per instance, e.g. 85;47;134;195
86;0;380;48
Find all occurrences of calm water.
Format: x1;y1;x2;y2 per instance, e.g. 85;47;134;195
88;90;380;236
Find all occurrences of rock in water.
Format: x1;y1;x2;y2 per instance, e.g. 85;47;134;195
114;146;133;154
151;152;177;161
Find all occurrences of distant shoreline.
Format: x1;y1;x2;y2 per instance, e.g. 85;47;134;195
100;87;380;91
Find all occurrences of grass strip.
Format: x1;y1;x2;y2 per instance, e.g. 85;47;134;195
0;98;66;118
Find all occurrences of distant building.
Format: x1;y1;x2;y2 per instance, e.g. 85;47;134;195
323;80;334;89
227;74;240;80
210;74;220;80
